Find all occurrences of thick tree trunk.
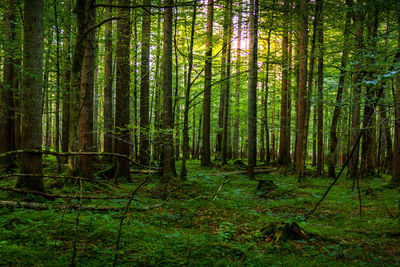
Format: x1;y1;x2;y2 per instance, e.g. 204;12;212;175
16;0;45;192
247;0;259;179
68;0;92;175
78;3;96;179
139;0;151;167
201;0;214;166
115;0;131;182
103;0;114;161
327;0;352;178
295;0;308;178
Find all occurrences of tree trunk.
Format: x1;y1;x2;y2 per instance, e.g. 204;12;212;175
16;0;45;192
348;6;364;179
295;0;308;178
161;0;175;184
317;7;324;176
222;0;233;165
61;0;71;159
247;0;259;179
265;30;272;163
201;0;214;166
233;2;242;161
68;0;92;175
181;2;197;179
103;0;114;162
327;0;352;178
78;3;96;179
115;0;131;182
1;0;17;164
278;0;290;165
139;0;151;167
393;28;400;183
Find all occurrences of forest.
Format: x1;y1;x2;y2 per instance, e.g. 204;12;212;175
0;0;400;265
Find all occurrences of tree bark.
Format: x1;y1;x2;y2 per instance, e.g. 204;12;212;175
103;0;114;162
317;5;324;176
233;2;242;160
201;0;214;166
139;0;151;167
0;0;17;164
161;0;175;184
78;3;96;178
115;0;132;182
180;2;197;179
295;0;308;178
16;0;45;192
278;0;290;165
248;0;259;179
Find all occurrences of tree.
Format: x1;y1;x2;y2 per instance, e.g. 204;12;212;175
139;0;151;167
327;0;352;178
181;2;198;179
78;2;96;178
16;0;45;191
115;0;132;182
103;0;114;162
201;0;214;166
0;0;17;163
278;0;290;165
316;0;324;176
295;0;309;178
161;0;175;184
248;0;259;179
233;1;242;160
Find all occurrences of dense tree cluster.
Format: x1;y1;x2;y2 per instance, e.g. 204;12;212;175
1;0;400;193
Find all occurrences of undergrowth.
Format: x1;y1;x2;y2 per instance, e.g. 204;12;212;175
0;158;399;266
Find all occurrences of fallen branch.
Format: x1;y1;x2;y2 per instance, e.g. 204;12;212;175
209;168;278;176
0;186;128;200
0;200;163;212
0;173;119;188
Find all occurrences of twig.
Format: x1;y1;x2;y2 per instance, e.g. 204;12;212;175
113;179;150;267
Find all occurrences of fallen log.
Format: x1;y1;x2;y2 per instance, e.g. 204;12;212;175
0;186;129;200
0;200;164;212
209;168;278;176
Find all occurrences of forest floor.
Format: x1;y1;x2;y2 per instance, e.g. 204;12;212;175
0;158;399;266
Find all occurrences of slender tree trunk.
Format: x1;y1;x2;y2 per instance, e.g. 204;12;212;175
132;1;138;159
0;0;17;166
317;8;324;176
247;0;259;179
265;30;271;163
201;0;214;166
54;0;61;153
327;0;352;178
16;0;45;192
348;5;364;179
161;0;175;184
78;3;96;178
103;0;114;161
61;0;71;158
393;25;400;183
278;0;290;165
115;0;131;182
139;0;151;167
233;2;242;160
181;2;197;179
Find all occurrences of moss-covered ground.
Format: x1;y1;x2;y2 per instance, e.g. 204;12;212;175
0;158;399;266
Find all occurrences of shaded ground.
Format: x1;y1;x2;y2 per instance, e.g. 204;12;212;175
0;158;399;266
